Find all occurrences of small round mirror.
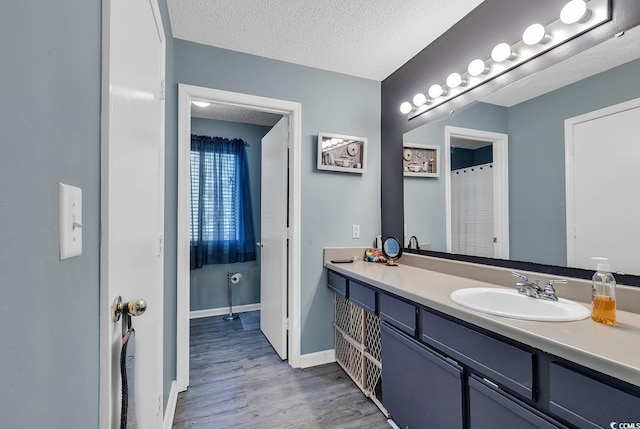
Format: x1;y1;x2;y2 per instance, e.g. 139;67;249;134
382;237;403;266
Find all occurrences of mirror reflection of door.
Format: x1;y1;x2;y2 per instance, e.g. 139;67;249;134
445;126;509;259
450;139;494;257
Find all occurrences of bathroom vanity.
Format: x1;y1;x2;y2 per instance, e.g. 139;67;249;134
325;255;640;428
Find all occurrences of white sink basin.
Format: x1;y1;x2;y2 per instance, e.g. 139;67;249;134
449;288;590;321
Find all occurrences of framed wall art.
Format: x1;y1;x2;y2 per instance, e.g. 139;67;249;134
317;132;367;173
403;143;440;177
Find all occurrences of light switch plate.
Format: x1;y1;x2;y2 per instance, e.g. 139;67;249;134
59;183;82;260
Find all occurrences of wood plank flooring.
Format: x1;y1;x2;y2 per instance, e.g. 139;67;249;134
172;315;391;428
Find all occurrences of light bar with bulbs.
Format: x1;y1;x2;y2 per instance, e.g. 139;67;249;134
400;0;610;118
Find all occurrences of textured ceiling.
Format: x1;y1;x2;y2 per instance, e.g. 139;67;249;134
167;0;484;81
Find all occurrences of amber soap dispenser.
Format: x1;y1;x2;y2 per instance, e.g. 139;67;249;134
591;257;616;326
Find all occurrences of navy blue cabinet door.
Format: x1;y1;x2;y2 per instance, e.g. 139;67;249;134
469;376;567;429
381;322;464;429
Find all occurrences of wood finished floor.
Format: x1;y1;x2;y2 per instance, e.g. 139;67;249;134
172;315;390;429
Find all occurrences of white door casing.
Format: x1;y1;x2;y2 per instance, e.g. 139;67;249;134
259;117;289;360
177;85;302;391
100;0;165;428
565;97;640;273
445;126;510;259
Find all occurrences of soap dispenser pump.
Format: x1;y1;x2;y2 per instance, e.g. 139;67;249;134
591;257;616;326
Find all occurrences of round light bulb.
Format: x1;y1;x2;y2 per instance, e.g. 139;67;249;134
413;93;427;107
428;84;446;99
192;101;210;107
446;72;465;89
491;43;516;63
522;23;549;45
468;59;488;76
560;0;591;25
400;102;413;114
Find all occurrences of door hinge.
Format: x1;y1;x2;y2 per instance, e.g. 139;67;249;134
156;393;163;416
284;317;290;331
158;234;164;256
160;79;165;100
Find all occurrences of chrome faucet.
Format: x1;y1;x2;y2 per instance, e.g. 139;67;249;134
541;279;567;301
511;272;567;301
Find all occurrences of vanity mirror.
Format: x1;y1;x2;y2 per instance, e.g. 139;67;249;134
403;24;640;278
382;237;403;266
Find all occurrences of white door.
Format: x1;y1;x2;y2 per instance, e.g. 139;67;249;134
101;0;165;428
259;117;289;360
566;99;640;273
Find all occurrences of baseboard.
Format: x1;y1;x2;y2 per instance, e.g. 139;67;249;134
190;303;261;319
387;419;400;429
163;380;178;429
299;349;336;369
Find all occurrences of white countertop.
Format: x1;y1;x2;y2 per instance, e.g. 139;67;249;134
326;260;640;388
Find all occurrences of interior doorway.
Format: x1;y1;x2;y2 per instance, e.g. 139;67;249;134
177;85;302;392
444;126;510;259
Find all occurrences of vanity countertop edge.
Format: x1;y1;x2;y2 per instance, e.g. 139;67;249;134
325;259;640;388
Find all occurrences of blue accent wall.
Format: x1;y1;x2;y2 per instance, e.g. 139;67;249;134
189;118;270;311
451;146;493;170
172;39;381;355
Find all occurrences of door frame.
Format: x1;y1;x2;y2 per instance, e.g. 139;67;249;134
99;0;166;427
177;84;302;391
444;126;509;259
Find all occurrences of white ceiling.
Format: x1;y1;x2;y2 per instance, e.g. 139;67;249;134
167;0;484;81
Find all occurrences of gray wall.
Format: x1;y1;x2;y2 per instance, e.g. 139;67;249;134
508;58;640;265
403;102;507;251
0;1;101;427
173;39;381;354
189;118;270;311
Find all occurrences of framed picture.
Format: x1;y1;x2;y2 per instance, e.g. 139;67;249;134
317;132;367;173
403;143;440;177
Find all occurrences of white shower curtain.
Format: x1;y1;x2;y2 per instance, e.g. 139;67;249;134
450;163;494;257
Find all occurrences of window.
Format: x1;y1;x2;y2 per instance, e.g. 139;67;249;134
190;135;256;268
190;150;239;243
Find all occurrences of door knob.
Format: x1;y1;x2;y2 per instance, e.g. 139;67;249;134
112;295;148;322
256;242;264;248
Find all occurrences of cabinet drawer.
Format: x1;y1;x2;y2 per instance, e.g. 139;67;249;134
421;309;534;400
549;363;640;428
379;293;417;336
327;270;347;297
470;376;567;429
349;280;376;313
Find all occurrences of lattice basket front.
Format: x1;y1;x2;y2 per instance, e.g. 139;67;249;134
347;301;364;344
334;293;350;332
364;310;381;363
365;356;382;402
334;327;364;389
